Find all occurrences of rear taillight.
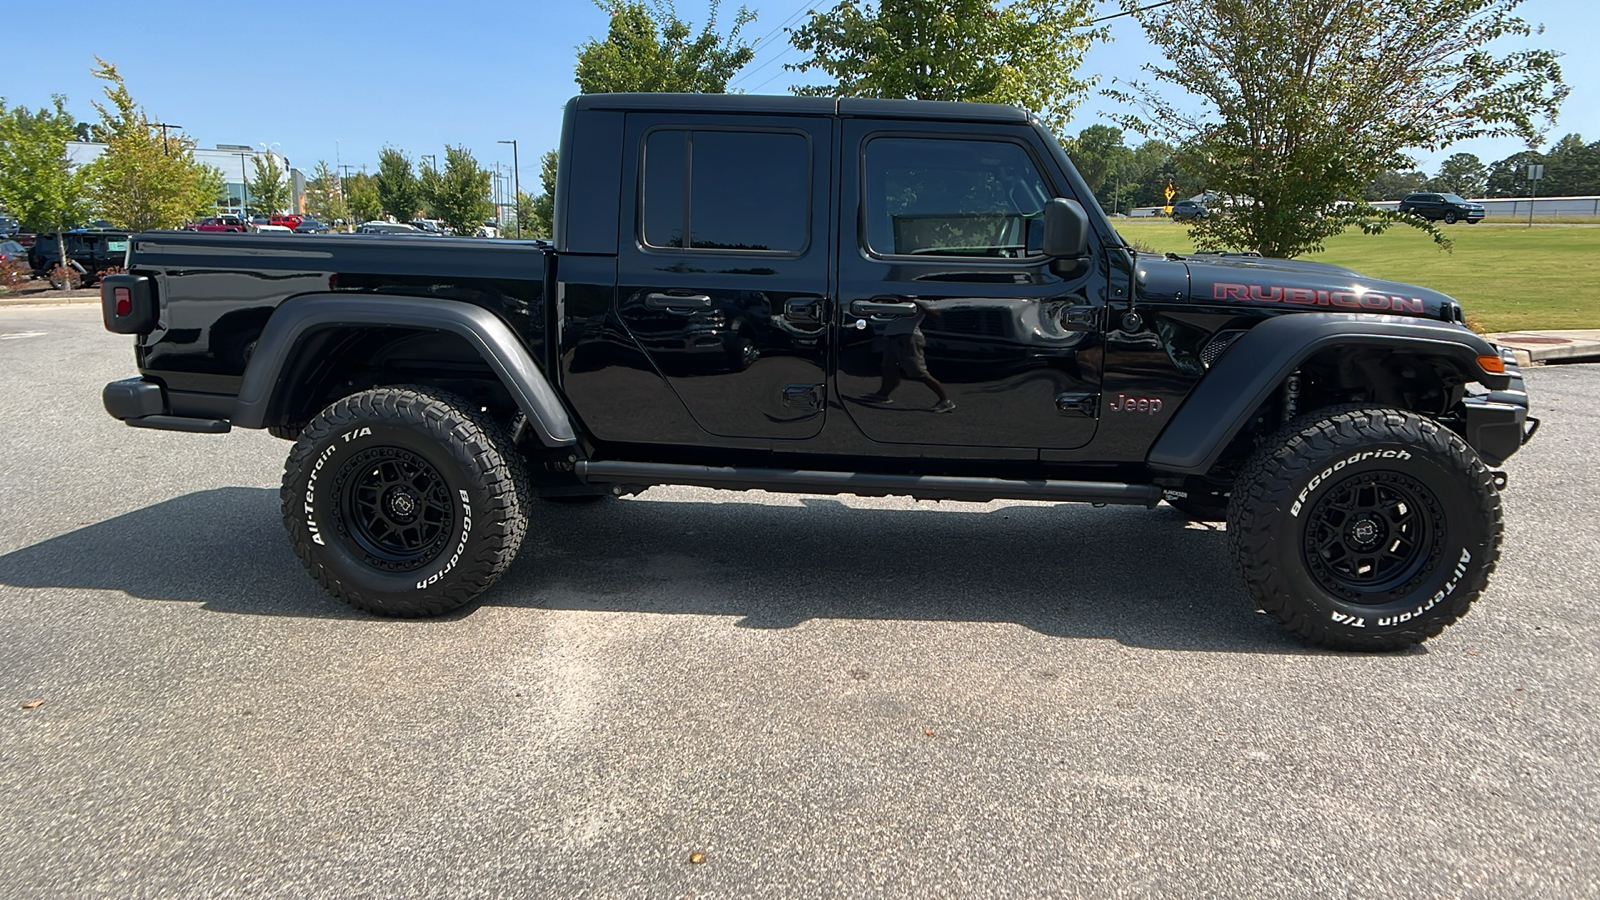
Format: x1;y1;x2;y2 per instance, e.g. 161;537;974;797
101;273;156;334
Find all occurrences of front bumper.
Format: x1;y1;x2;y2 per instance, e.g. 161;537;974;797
1459;347;1536;466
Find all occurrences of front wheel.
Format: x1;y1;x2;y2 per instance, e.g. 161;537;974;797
1444;211;1459;224
1227;406;1502;650
280;386;530;617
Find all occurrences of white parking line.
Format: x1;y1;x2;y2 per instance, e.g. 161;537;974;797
0;331;46;340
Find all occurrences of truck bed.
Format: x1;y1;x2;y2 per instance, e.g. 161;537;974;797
125;231;550;397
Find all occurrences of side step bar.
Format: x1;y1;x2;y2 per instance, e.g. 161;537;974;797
575;461;1162;507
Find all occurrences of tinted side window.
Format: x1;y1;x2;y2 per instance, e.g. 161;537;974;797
864;137;1050;258
641;129;809;253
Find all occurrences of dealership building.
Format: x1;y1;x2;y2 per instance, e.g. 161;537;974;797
65;141;306;218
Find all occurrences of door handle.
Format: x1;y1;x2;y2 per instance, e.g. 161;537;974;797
784;296;827;323
1058;305;1100;330
644;292;713;310
849;299;918;317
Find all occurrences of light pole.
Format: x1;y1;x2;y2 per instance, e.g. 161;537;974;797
499;139;521;238
238;152;250;218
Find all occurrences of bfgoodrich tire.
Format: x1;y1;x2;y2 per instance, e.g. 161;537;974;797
280;386;530;617
1227;406;1502;650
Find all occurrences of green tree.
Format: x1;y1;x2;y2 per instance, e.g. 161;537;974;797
1429;153;1489;198
247;153;289;216
1542;133;1600;196
576;0;756;93
1485;150;1545;197
374;147;423;221
1111;0;1567;257
345;170;382;224
305;160;347;224
1066;124;1132;208
1363;168;1430;201
81;58;225;231
0;96;90;282
527;149;557;238
787;0;1103;133
418;157;443;219
425;145;494;237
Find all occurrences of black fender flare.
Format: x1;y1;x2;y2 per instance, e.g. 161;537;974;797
1148;313;1504;475
231;293;576;446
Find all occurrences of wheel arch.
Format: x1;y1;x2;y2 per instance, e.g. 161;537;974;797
232;293;576;446
1149;313;1505;477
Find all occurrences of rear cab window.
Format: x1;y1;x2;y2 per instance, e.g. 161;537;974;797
640;128;811;254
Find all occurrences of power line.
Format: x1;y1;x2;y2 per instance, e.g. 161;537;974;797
730;1;817;87
1090;0;1179;24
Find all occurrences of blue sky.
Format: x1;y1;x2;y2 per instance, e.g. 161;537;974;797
4;0;1595;184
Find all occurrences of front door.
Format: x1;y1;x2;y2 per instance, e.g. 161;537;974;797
615;114;833;440
835;123;1106;450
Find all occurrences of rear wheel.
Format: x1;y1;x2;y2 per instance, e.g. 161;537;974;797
1228;406;1501;650
280;386;530;617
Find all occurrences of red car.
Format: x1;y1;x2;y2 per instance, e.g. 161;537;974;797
269;214;303;230
188;216;248;233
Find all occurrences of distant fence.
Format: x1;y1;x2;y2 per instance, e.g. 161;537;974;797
1125;196;1600;219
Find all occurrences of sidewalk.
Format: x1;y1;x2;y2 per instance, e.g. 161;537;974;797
1486;330;1600;366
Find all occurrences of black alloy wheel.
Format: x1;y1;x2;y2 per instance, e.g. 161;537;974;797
1300;472;1440;599
335;446;455;571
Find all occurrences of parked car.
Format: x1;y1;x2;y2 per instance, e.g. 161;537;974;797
355;221;425;234
269;214;304;231
252;224;294;234
410;219;445;236
293;218;330;234
0;239;27;264
1398;192;1484;224
99;93;1532;652
189;216;248;233
1170;199;1209;221
28;229;131;286
0;216;18;237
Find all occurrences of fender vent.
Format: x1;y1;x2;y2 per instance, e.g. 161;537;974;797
1200;329;1247;368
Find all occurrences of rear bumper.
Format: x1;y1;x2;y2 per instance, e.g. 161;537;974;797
103;377;231;434
1460;347;1535;466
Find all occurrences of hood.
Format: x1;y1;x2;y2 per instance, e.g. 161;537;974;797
1175;252;1458;322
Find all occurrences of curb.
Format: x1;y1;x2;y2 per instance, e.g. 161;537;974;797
0;292;99;308
1487;330;1600;367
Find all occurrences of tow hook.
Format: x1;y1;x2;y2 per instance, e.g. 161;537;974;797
1491;471;1509;491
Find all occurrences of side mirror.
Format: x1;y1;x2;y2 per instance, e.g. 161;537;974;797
1042;198;1090;259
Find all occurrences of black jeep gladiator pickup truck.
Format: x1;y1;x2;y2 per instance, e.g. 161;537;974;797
99;94;1535;650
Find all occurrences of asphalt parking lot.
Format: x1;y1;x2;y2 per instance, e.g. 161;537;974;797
1;302;1597;899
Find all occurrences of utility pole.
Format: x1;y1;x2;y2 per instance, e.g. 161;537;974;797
499;139;521;238
153;122;182;156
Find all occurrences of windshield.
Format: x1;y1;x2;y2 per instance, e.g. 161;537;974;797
1440;193;1467;203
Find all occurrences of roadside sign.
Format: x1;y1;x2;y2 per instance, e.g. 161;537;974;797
1164;183;1177;203
1528;164;1545;181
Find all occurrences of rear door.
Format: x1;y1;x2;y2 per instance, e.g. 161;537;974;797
615;113;834;440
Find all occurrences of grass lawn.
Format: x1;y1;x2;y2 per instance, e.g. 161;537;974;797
1113;220;1600;333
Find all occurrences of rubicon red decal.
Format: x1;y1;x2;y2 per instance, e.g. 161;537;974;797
1212;282;1424;314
